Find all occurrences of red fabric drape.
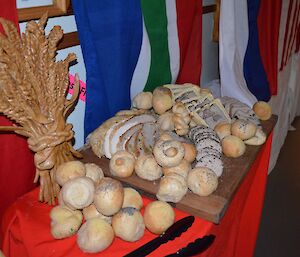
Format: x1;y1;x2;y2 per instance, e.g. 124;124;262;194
257;0;282;95
175;0;202;85
0;0;36;242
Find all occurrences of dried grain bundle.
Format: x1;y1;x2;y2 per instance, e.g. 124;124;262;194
0;14;81;204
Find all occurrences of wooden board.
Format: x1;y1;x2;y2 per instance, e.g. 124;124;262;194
80;115;277;223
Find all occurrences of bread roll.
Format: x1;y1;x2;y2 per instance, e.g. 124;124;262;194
152;87;173;114
214;122;231;140
132;92;153;110
77;218;114;253
253;101;272;120
50;206;82;239
231;120;257;140
187;167;218;196
94;177;124;216
85;163;104;185
156;173;188;203
61;177;95;210
222;135;246;158
181;142;197;163
153;140;185;167
244;128;266;145
83;204;112;224
162;159;191;178
144;201;175;234
135;154;162;181
122;188;143;210
56;161;86;186
112;207;145;242
109;150;135;178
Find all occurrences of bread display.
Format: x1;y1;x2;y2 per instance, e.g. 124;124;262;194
144;201;175;234
253;101;272;120
55;161;86;186
85;163;104;185
109;150;135;178
61;177;95;210
187;167;218;196
222;135;246;158
112;207;145;242
135;154;162;181
122;188;143;210
50;206;82;239
94;177;124;216
77;218;114;253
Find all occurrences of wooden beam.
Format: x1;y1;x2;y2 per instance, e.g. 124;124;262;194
57;31;80;50
202;4;217;14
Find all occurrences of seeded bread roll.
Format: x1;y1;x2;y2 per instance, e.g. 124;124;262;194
187;167;218;196
94;177;124;216
156;173;188;203
112;207;145;242
61;177;95;210
85;163;104;185
253;101;272;120
135;154;162;181
231;120;257;140
222;135;246;158
162;159;191;178
56;161;86;186
109;150;135;178
144;201;175;234
122;188;143;210
214;122;231;140
83;204;112;224
77;218;114;253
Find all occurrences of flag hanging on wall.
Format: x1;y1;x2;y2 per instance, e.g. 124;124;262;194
72;0;202;138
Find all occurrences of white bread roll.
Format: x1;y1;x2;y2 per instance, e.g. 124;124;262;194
112;207;145;242
83;204;112;224
187;167;218;196
181;142;197;163
109;150;135;178
50;206;82;239
244;128;266;145
152;87;173;114
132;92;153;110
135;154;162;181
222;135;246;158
122;188;143;210
162;159;191;179
56;161;86;186
85;163;104;185
156;173;188;203
94;177;124;216
253;101;272;120
144;201;175;234
231;120;257;140
214;122;231;140
158;111;175;131
61;177;95;210
77;218;114;253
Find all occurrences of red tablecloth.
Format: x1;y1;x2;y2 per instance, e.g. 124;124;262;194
1;133;272;257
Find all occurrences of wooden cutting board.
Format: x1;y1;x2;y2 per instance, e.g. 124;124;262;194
80;115;277;223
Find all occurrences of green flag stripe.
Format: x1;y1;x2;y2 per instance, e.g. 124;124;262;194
141;0;172;92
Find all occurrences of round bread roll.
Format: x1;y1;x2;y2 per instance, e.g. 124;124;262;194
112;207;145;242
159;132;174;141
94;177;124;216
158;112;175;131
253;101;272;120
244;128;266;145
122;188;143;210
144;201;175;234
153;140;185;167
135;154;162;181
61;177;95;210
214;122;232;140
85;163;104;185
56;160;86;186
50;205;82;239
132;91;153;110
109;150;135;178
222;135;246;158
162;159;191;179
181;142;197;163
156;173;188;203
77;217;114;253
231;120;257;140
187;167;218;196
152;87;173;114
83;204;112;224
